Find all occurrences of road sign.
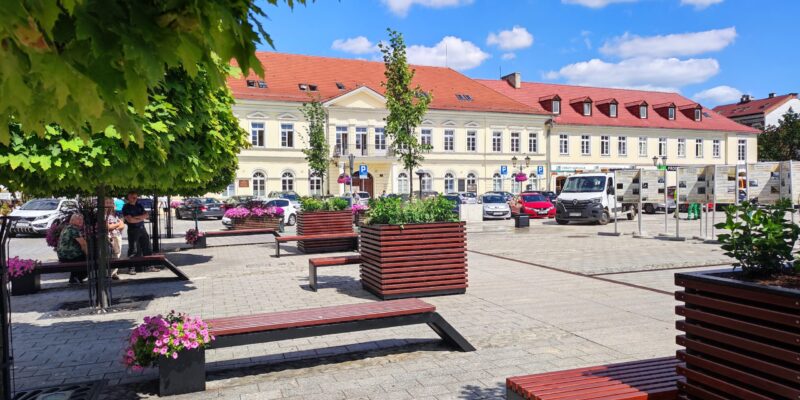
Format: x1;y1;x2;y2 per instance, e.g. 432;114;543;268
500;165;508;176
536;166;544;175
358;164;368;179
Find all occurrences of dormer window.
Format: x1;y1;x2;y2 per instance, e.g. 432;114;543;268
582;101;592;116
694;108;702;122
308;84;318;92
668;106;676;120
553;99;561;115
336;82;345;90
639;105;648;119
609;103;618;118
246;80;256;87
298;83;308;91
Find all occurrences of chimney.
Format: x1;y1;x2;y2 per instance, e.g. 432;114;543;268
502;72;521;89
768;92;775;98
740;94;751;104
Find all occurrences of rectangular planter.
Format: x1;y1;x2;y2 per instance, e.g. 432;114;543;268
159;348;205;396
359;222;467;299
674;269;800;400
297;210;355;253
231;216;282;231
11;273;40;296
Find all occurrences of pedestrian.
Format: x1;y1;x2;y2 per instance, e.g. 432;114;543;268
106;198;125;279
122;191;151;274
57;213;88;284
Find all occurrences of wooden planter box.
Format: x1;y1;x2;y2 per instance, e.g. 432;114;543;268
230;216;282;231
359;222;467;300
674;269;800;400
296;210;355;253
354;210;368;227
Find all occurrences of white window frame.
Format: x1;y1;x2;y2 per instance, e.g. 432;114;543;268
609;103;618;118
492;131;502;152
581;135;591;156
677;138;686;157
421;129;432;147
421;172;432;191
280;123;294;148
223;182;236;197
583;102;592;116
309;173;322;196
552;100;561;115
559;134;569;155
250;122;265;147
355;126;367;154
466;130;477;152
335;126;348;155
600;135;610;156
374;127;386;150
252;172;266;197
528;133;538;153
738;138;747;161
618;136;627;156
444;173;455;193
695;139;703;159
397;172;409;194
638;137;647;157
492;173;503;192
466;173;477;192
281;171;295;192
712;139;721;158
640;105;648;119
694;108;702;122
444;129;455;152
510;132;520;153
668;107;676;121
658;137;667;157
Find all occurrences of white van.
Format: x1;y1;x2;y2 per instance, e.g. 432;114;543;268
555;172;635;225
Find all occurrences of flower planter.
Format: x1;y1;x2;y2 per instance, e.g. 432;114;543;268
231;216;282;231
674;269;800;400
359;222;467;299
296;210;355;253
193;235;207;249
158;348;205;396
11;273;40;296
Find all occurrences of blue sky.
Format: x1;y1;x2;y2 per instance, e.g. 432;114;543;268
256;0;798;107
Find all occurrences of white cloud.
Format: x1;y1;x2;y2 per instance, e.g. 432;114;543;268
501;53;516;60
487;26;534;51
600;27;736;58
561;0;637;9
544;57;720;92
692;85;742;106
382;0;472;16
407;36;490;70
681;0;723;10
331;36;379;55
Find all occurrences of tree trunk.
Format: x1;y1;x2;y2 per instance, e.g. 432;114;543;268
408;166;414;198
95;187;110;309
151;193;159;253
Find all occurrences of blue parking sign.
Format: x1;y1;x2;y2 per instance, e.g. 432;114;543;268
500;165;508;176
359;164;368;179
537;166;544;175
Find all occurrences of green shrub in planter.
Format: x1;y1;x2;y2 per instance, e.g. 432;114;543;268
365;196;459;225
300;197;350;212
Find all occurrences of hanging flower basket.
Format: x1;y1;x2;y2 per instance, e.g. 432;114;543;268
337;174;351;184
514;173;528;182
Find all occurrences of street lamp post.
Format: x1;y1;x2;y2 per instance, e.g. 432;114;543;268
331;152;340;196
415;170;425;200
348;153;355;195
652;155;669;233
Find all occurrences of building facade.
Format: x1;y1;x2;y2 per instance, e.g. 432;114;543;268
713;93;800;130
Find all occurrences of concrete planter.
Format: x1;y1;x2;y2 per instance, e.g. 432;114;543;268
674;269;800;400
296;210;355;253
158;348;205;396
359;222;467;299
11;273;40;296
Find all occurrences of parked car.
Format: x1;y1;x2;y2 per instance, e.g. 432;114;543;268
443;194;462;214
221;198;298;227
481;194;511;220
137;197;155;213
484;191;515;203
223;195;254;210
352;191;370;206
9;198;78;235
456;192;478;204
176;198;224;220
267;191;301;209
643;186;677;214
540;191;558;203
518;192;556;219
385;193;411;202
419;191;439;199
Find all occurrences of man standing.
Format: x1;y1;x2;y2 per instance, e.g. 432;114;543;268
122;191;151;274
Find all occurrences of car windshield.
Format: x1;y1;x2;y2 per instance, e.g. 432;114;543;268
562;176;606;193
521;194;547;202
461;193;476;198
483;195;505;203
20;199;60;210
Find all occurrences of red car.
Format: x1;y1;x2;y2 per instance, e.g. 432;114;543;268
518;191;556;219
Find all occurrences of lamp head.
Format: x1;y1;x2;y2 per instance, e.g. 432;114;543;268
524;155;531;167
511;156;518;167
652;156;658;166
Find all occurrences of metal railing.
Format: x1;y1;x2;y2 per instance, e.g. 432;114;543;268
334;144;389;157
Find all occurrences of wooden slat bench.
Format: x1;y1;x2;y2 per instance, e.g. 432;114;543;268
161;298;475;395
274;232;358;257
308;255;362;291
506;357;682;400
195;228;277;248
12;254;189;296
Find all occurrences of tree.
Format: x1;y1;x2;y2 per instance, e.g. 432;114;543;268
758;108;800;161
379;29;432;198
0;0;304;144
300;98;330;195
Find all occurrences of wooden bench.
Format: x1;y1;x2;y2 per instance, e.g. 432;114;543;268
506;357;682;400
161;298;475;396
195;228;277;248
12;254;189;296
308;255;362;291
274;232;358;257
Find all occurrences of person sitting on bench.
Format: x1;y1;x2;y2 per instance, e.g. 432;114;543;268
57;213;88;284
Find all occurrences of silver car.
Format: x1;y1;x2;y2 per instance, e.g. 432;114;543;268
456;192;478;204
481;194;511;220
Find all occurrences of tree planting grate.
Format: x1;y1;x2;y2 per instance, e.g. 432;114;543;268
13;380;104;400
42;295;155;319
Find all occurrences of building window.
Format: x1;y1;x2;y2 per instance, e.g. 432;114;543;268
559;134;569;155
280;123;294;147
552;100;561;115
309;173;322;196
618;136;627;156
600;136;610;156
695;139;703;158
668;107;676;120
335;126;348;155
492;173;503;192
511;132;520;152
492;131;502;152
355;127;367;155
609;103;618;118
640;105;648;119
639;137;647;157
512;179;522;194
444;129;454;151
281;171;294;191
421;129;432;147
421;172;432;191
374;127;386;150
223;183;236;197
444;173;455;193
466;130;477;152
738;139;746;161
712;139;721;158
397;172;409;194
250;122;265;147
677;138;686;157
528;133;538;153
581;135;590;155
658;137;667;157
583;101;592;116
466;173;477;192
252;172;266;197
694;108;702;122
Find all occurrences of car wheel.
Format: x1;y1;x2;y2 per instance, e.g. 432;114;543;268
627;207;636;220
597;210;610;225
644;204;655;214
287;214;297;226
555;219;569;225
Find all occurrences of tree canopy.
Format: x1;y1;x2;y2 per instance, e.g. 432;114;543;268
0;0;303;144
0;67;249;197
300;98;330;193
758;108;800;161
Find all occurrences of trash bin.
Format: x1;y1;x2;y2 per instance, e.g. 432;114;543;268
514;213;529;228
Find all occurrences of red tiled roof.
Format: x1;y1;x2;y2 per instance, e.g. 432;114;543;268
228;52;546;115
478;80;759;134
713;93;798;118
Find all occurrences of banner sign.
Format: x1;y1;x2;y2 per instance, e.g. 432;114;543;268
676;166;708;204
746;162;780;204
614;169;640;203
711;165;738;204
639;169;665;203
